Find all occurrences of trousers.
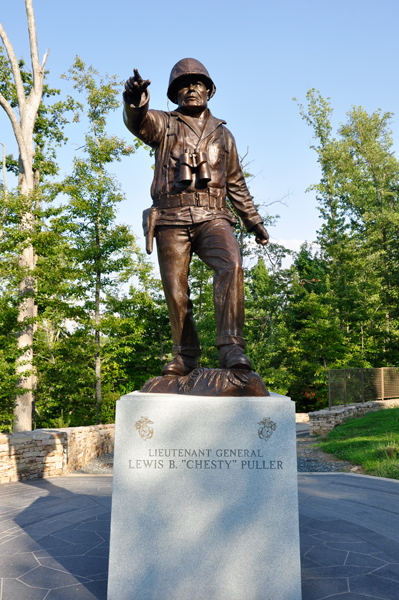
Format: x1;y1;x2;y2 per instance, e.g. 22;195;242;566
155;219;245;357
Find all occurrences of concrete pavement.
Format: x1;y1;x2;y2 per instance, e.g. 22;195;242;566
0;473;399;599
299;474;399;599
297;422;310;435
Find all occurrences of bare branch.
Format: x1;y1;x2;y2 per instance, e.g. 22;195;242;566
0;92;32;183
25;0;41;75
21;1;47;145
0;92;23;149
0;21;26;109
0;92;18;128
258;191;292;210
0;142;7;240
265;199;288;208
238;147;250;164
41;48;50;68
0;142;8;195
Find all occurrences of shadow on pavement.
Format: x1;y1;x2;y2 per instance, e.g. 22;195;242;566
2;472;399;600
0;476;112;600
298;473;399;600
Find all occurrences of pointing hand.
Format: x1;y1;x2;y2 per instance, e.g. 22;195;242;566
124;68;151;104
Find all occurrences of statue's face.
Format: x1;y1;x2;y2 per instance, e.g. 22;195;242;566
177;76;208;115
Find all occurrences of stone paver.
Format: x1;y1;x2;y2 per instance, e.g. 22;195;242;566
299;474;399;600
0;473;398;599
296;422;310;434
0;476;111;599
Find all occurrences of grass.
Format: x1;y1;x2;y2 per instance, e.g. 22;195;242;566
316;407;399;480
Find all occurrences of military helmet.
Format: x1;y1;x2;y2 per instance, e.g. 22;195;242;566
167;58;216;104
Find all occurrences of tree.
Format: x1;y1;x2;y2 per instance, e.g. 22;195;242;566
0;1;50;430
337;106;399;362
0;52;155;430
61;57;143;423
292;89;399;397
188;255;218;368
101;263;171;415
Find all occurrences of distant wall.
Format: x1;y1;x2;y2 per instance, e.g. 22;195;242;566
309;400;399;436
0;424;115;483
295;413;309;423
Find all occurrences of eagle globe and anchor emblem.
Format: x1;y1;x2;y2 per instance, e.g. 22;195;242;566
135;416;154;440
258;417;277;442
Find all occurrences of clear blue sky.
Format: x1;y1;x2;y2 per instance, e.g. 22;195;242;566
1;0;399;256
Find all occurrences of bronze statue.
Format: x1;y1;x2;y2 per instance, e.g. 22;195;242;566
123;58;269;386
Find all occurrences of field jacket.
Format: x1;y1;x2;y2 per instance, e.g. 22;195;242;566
123;91;263;231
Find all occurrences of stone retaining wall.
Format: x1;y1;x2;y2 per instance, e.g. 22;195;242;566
309;399;399;436
0;424;115;483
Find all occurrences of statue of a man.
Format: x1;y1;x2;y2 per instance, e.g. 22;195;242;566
123;58;269;378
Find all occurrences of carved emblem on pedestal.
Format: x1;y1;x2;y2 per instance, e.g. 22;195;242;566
135;416;154;440
258;417;277;442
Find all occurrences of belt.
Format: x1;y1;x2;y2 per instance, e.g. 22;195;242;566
153;189;226;210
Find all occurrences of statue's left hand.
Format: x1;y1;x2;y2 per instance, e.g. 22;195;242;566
251;223;269;245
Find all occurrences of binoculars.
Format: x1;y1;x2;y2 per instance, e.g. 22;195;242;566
179;150;211;184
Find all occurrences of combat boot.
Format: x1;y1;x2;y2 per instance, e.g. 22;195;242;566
162;354;198;377
219;343;252;371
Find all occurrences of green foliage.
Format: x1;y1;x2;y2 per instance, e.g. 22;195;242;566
0;52;159;430
0;288;19;432
34;327;98;428
271;90;399;409
188;255;218;368
34;58;146;426
317;408;399;479
45;409;71;429
101;280;171;393
0;187;41;430
33;258;171;428
33;58;162;427
3;58;399;428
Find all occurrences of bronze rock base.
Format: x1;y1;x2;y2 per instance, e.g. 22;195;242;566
140;368;269;397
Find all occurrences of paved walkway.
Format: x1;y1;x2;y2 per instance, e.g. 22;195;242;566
0;476;111;600
0;473;399;599
296;422;310;435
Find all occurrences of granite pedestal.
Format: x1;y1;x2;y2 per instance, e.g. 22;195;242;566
108;392;301;600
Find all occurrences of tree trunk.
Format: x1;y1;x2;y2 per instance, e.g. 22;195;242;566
159;333;165;362
0;142;7;239
360;322;364;355
16;243;37;431
95;268;101;425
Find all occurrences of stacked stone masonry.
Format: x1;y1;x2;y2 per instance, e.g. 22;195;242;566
309;399;399;435
0;424;115;483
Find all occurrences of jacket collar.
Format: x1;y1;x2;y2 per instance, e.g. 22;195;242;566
171;108;226;140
